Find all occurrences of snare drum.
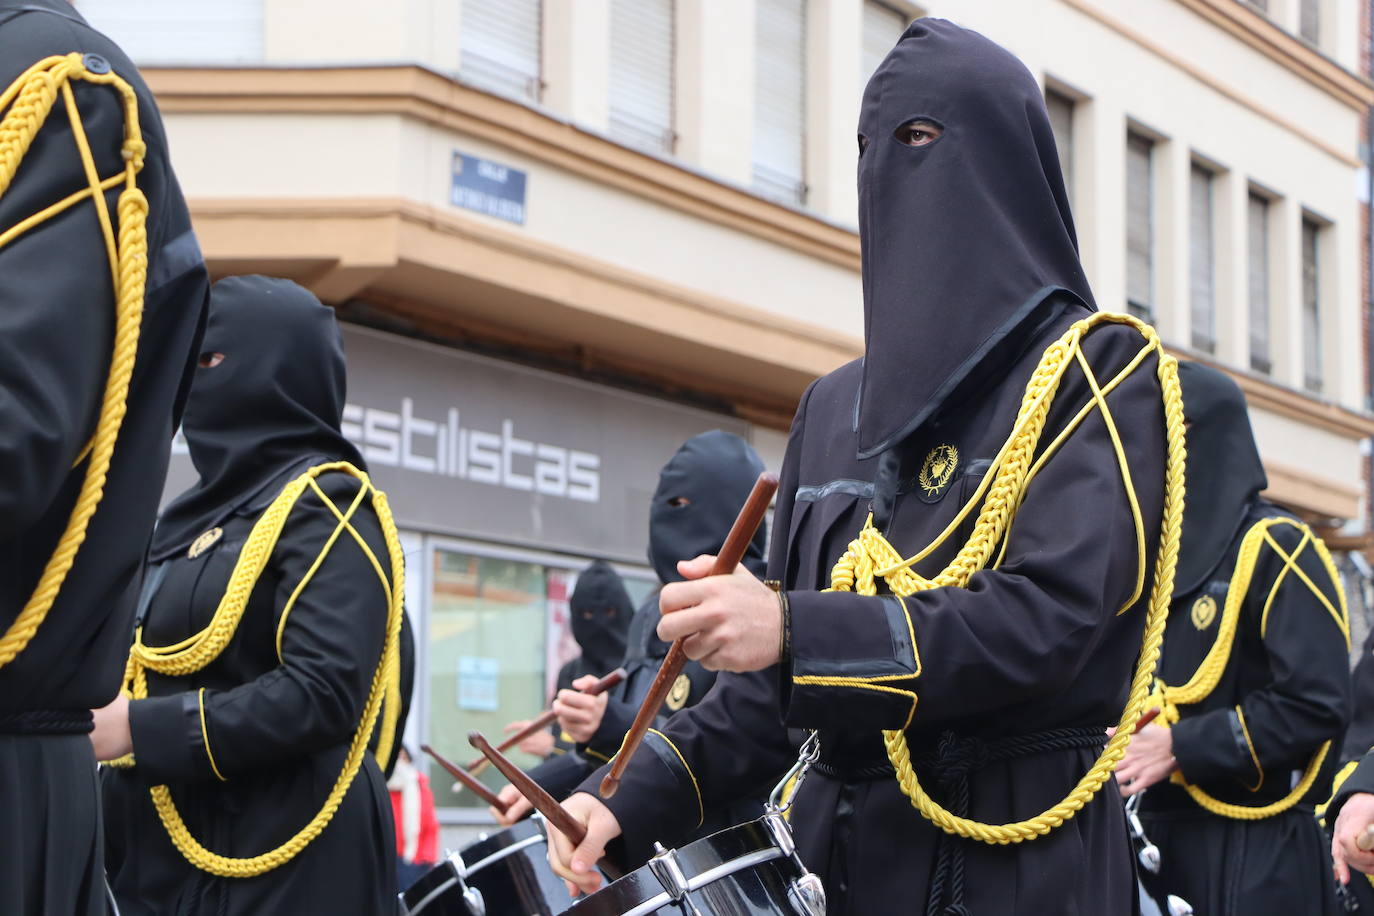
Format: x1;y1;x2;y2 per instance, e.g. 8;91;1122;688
400;816;582;916
563;814;825;916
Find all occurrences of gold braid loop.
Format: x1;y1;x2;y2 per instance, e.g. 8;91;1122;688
0;54;149;669
106;462;406;877
826;312;1186;844
1152;516;1348;820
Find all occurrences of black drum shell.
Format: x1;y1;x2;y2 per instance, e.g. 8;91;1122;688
403;818;577;916
565;819;810;916
402;859;477;916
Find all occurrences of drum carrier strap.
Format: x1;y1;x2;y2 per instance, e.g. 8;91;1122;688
0;52;150;670
105;461;406;879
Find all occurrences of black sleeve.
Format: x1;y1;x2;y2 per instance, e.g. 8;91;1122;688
1172;522;1351;787
783;328;1166;732
1329;751;1374;823
527;751;596;799
130;473;394;783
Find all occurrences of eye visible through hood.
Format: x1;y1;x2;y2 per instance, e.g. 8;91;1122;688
151;275;364;557
854;18;1094;459
647;430;768;584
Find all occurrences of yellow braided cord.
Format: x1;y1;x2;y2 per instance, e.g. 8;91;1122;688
0;54;148;669
825;313;1186;845
1151;516;1348;819
111;462;406;877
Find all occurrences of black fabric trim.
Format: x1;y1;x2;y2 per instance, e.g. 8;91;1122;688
792;597;918;680
149;229;204;293
0;709;92;734
795;478;875;502
856;285;1082;459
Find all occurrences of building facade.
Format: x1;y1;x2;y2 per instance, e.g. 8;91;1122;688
71;0;1374;833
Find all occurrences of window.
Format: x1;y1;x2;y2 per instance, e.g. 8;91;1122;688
1247;193;1272;373
1189;164;1216;353
1125;132;1155;321
1302;217;1323;392
753;0;807;205
1299;0;1320;44
609;0;675;154
861;1;908;90
1045;89;1075;204
75;0;264;64
1239;0;1269;13
459;0;543;103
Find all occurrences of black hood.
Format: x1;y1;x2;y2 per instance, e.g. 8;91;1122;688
569;560;633;674
647;431;767;584
855;18;1094;459
1174;361;1267;597
152;276;364;557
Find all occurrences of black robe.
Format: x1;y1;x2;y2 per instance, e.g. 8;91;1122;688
102;469;399;916
583;303;1166;915
0;2;208;913
1139;501;1350;916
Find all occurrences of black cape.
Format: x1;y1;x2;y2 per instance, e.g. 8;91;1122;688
0;2;208;913
102;279;400;915
581;21;1163;914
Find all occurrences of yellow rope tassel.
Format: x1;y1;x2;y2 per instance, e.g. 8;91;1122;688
1152;516;1348;820
108;462;406;877
0;54;148;669
825;312;1186;845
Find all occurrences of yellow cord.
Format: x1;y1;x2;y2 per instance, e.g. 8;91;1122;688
0;54;149;669
107;462;405;877
1150;516;1348;819
825;313;1186;845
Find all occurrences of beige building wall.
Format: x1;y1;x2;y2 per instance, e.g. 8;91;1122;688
75;0;1374;523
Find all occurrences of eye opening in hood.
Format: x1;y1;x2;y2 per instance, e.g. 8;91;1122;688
892;117;944;149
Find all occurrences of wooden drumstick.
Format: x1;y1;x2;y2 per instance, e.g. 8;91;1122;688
599;471;778;799
464;667;627;776
1132;707;1161;734
1358;824;1374;852
422;743;510;813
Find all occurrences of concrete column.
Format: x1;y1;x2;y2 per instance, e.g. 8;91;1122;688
1214;167;1250;366
675;0;756;185
543;0;610;131
805;0;862;224
1155;135;1191;347
1076;95;1125;314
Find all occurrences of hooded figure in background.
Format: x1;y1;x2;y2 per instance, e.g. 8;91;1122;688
1126;362;1349;916
550;20;1177;916
0;3;209;913
98;276;411;916
511;430;767;825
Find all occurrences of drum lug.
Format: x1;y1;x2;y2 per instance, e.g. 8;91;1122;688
1166;896;1194;916
463;885;487;916
647;842;691;902
763;813;797;857
788;873;827;916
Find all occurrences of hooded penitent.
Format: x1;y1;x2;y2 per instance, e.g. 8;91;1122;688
151;275;365;557
1173;361;1267;596
647;430;768;585
569;560;633;675
855;18;1094;459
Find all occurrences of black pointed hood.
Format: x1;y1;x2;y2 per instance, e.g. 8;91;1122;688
647;430;768;584
569;560;633;674
855;18;1094;458
152;276;364;557
1174;361;1268;597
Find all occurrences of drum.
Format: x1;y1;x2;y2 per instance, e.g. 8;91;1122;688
1125;795;1193;916
400;816;581;916
563;813;825;916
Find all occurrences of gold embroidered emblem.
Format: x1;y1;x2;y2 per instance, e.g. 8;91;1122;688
188;527;223;559
1191;594;1217;631
918;444;959;498
666;673;691;711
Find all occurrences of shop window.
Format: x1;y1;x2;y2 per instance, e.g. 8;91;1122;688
1247;192;1272;374
753;0;807;205
1189;163;1217;353
75;0;264;64
608;0;676;154
460;0;543;103
1125;131;1156;322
